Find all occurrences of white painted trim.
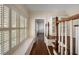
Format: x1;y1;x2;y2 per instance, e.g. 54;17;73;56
58;23;61;53
70;20;73;55
47;39;56;43
45;37;51;55
59;42;65;47
53;49;58;55
75;27;77;54
65;21;67;55
46;46;51;55
51;43;55;47
61;22;63;55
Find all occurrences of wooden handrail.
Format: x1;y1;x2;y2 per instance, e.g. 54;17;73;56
57;14;79;23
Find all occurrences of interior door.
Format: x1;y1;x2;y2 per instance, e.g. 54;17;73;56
75;26;79;54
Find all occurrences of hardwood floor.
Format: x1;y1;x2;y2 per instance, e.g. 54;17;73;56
30;33;49;55
30;40;49;55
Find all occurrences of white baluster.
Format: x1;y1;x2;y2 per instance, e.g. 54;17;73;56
65;21;67;55
58;23;61;53
61;22;63;55
70;20;73;55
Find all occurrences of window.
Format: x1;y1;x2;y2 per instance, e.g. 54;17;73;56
11;10;16;27
0;5;10;54
0;31;2;54
20;16;25;42
0;31;9;54
3;6;9;54
3;31;9;53
11;10;17;48
25;18;27;38
0;5;2;28
0;5;2;55
0;5;28;55
20;29;25;42
25;29;27;39
20;16;25;28
25;18;27;27
11;30;16;48
3;6;9;28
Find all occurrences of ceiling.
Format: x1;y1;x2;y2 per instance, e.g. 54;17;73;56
25;4;79;12
22;4;79;16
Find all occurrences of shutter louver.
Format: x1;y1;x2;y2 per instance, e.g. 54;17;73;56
0;5;2;55
20;16;25;28
3;6;9;28
0;31;2;54
11;10;16;27
0;5;2;28
0;5;28;55
0;5;10;54
11;30;16;48
3;31;9;53
25;18;27;39
20;29;25;42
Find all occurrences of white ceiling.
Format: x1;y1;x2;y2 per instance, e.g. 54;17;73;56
22;4;79;16
25;4;79;12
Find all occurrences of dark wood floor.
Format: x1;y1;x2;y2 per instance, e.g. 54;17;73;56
29;33;54;55
30;40;49;55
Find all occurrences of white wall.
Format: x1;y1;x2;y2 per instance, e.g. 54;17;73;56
35;22;38;36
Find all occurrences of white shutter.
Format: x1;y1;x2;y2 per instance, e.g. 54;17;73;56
20;16;25;28
0;5;2;28
20;16;25;42
20;29;25;42
25;18;27;28
3;6;9;28
11;30;16;48
0;5;2;54
3;31;9;53
25;28;27;39
0;31;2;54
25;18;27;39
11;10;16;27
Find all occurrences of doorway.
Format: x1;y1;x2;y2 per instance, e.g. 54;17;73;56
35;19;44;42
75;25;79;55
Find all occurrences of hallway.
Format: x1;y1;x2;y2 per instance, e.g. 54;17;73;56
1;1;79;59
0;4;79;55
